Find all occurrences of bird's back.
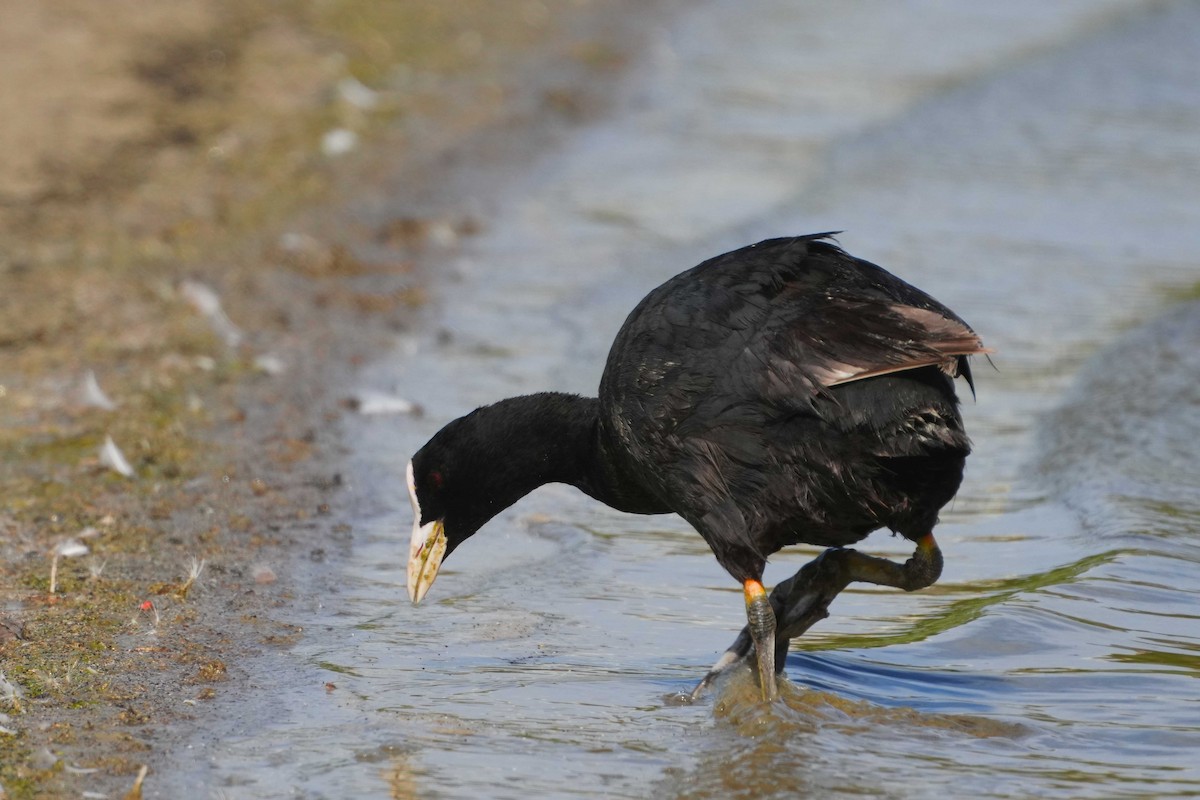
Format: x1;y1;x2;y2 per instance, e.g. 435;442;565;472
598;235;984;582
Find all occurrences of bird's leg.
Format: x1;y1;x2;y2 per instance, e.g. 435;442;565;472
690;534;942;699
771;533;943;671
768;550;856;672
831;533;943;592
690;552;851;700
688;631;752;701
743;579;779;702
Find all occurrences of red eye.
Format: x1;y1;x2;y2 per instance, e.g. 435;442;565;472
430;471;444;489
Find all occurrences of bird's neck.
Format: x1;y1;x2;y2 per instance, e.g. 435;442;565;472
467;393;663;520
493;392;602;499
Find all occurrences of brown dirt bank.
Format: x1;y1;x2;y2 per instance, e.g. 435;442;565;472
0;2;670;796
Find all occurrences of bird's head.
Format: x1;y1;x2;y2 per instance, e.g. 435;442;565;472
405;456;451;605
405;394;597;604
404;401;540;604
405;424;491;604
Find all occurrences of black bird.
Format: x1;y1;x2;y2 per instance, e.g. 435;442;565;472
407;234;987;701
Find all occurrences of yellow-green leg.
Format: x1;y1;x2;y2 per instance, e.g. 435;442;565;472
693;535;943;701
743;578;779;703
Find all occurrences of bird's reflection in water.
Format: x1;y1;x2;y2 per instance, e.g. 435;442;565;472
711;660;1024;738
659;661;1026;800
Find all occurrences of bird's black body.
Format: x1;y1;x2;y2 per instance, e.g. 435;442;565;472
595;234;975;582
407;234;986;698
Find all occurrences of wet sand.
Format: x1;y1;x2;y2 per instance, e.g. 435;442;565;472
0;2;673;796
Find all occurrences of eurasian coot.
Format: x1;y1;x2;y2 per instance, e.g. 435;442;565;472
407;234;987;701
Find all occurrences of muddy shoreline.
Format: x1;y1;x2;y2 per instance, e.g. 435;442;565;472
0;3;676;796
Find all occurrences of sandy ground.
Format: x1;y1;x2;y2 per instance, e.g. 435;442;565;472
0;2;664;796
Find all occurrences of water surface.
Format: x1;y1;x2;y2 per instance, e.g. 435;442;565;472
171;1;1200;797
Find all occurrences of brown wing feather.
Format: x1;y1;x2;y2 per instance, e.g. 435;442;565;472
817;305;992;388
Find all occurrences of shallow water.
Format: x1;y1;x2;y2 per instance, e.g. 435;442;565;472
169;1;1200;797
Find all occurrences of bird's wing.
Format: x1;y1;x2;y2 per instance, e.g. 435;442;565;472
601;235;989;439
758;298;989;401
687;240;990;409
